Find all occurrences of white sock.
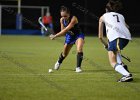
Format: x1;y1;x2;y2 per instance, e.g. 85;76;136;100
115;64;130;76
117;53;122;64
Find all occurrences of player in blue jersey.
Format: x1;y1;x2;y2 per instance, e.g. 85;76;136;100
50;6;85;72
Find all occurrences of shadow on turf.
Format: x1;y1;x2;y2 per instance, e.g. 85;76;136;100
124;71;140;83
61;69;114;73
83;69;114;73
130;78;140;83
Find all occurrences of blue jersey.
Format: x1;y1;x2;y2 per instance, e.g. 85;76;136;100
62;16;84;44
62;16;82;35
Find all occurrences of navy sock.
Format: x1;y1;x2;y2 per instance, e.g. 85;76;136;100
77;52;83;68
58;53;65;64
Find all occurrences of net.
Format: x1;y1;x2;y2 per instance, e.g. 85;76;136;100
0;4;49;35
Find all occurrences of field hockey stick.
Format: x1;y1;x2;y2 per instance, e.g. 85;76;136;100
38;17;54;35
121;54;131;62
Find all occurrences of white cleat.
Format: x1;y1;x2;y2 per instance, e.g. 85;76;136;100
54;61;61;70
117;74;133;82
75;67;82;73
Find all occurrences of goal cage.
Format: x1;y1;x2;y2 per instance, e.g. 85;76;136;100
0;0;50;35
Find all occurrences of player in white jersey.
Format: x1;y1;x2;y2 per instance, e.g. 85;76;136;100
103;12;131;42
98;0;133;82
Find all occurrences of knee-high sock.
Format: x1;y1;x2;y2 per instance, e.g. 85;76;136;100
114;63;130;76
77;52;83;68
58;53;65;64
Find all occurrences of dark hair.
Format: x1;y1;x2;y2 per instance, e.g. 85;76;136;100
60;6;70;14
106;0;123;12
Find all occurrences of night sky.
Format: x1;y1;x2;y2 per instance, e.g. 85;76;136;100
0;0;139;35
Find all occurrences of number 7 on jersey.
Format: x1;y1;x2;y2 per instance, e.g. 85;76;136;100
113;15;120;22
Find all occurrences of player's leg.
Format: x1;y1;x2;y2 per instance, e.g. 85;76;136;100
108;51;129;75
108;51;132;82
108;38;133;82
75;38;84;72
116;38;131;72
116;52;129;72
49;23;54;33
54;44;73;70
116;52;122;64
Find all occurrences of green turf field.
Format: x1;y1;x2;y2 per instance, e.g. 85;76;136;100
0;35;140;100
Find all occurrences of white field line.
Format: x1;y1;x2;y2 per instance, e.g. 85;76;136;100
0;72;118;78
0;73;96;76
0;73;115;81
0;72;137;78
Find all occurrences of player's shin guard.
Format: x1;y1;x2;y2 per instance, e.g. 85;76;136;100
58;53;65;64
77;52;83;68
117;53;122;64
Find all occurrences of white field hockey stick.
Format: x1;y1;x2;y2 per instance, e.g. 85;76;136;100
38;17;54;35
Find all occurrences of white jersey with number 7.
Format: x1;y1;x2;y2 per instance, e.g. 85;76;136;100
102;12;132;42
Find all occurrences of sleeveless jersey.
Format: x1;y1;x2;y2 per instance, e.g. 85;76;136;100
62;16;82;34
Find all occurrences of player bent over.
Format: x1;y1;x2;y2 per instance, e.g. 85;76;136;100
98;0;133;82
49;6;84;72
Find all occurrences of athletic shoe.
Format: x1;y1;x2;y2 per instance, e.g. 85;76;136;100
75;67;82;73
118;74;133;82
123;65;129;72
54;61;61;70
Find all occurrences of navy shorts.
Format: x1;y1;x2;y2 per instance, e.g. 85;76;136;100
108;38;129;51
65;33;84;44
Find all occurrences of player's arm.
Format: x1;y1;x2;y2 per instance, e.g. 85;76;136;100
98;16;108;48
50;16;78;39
60;18;65;30
55;16;77;37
